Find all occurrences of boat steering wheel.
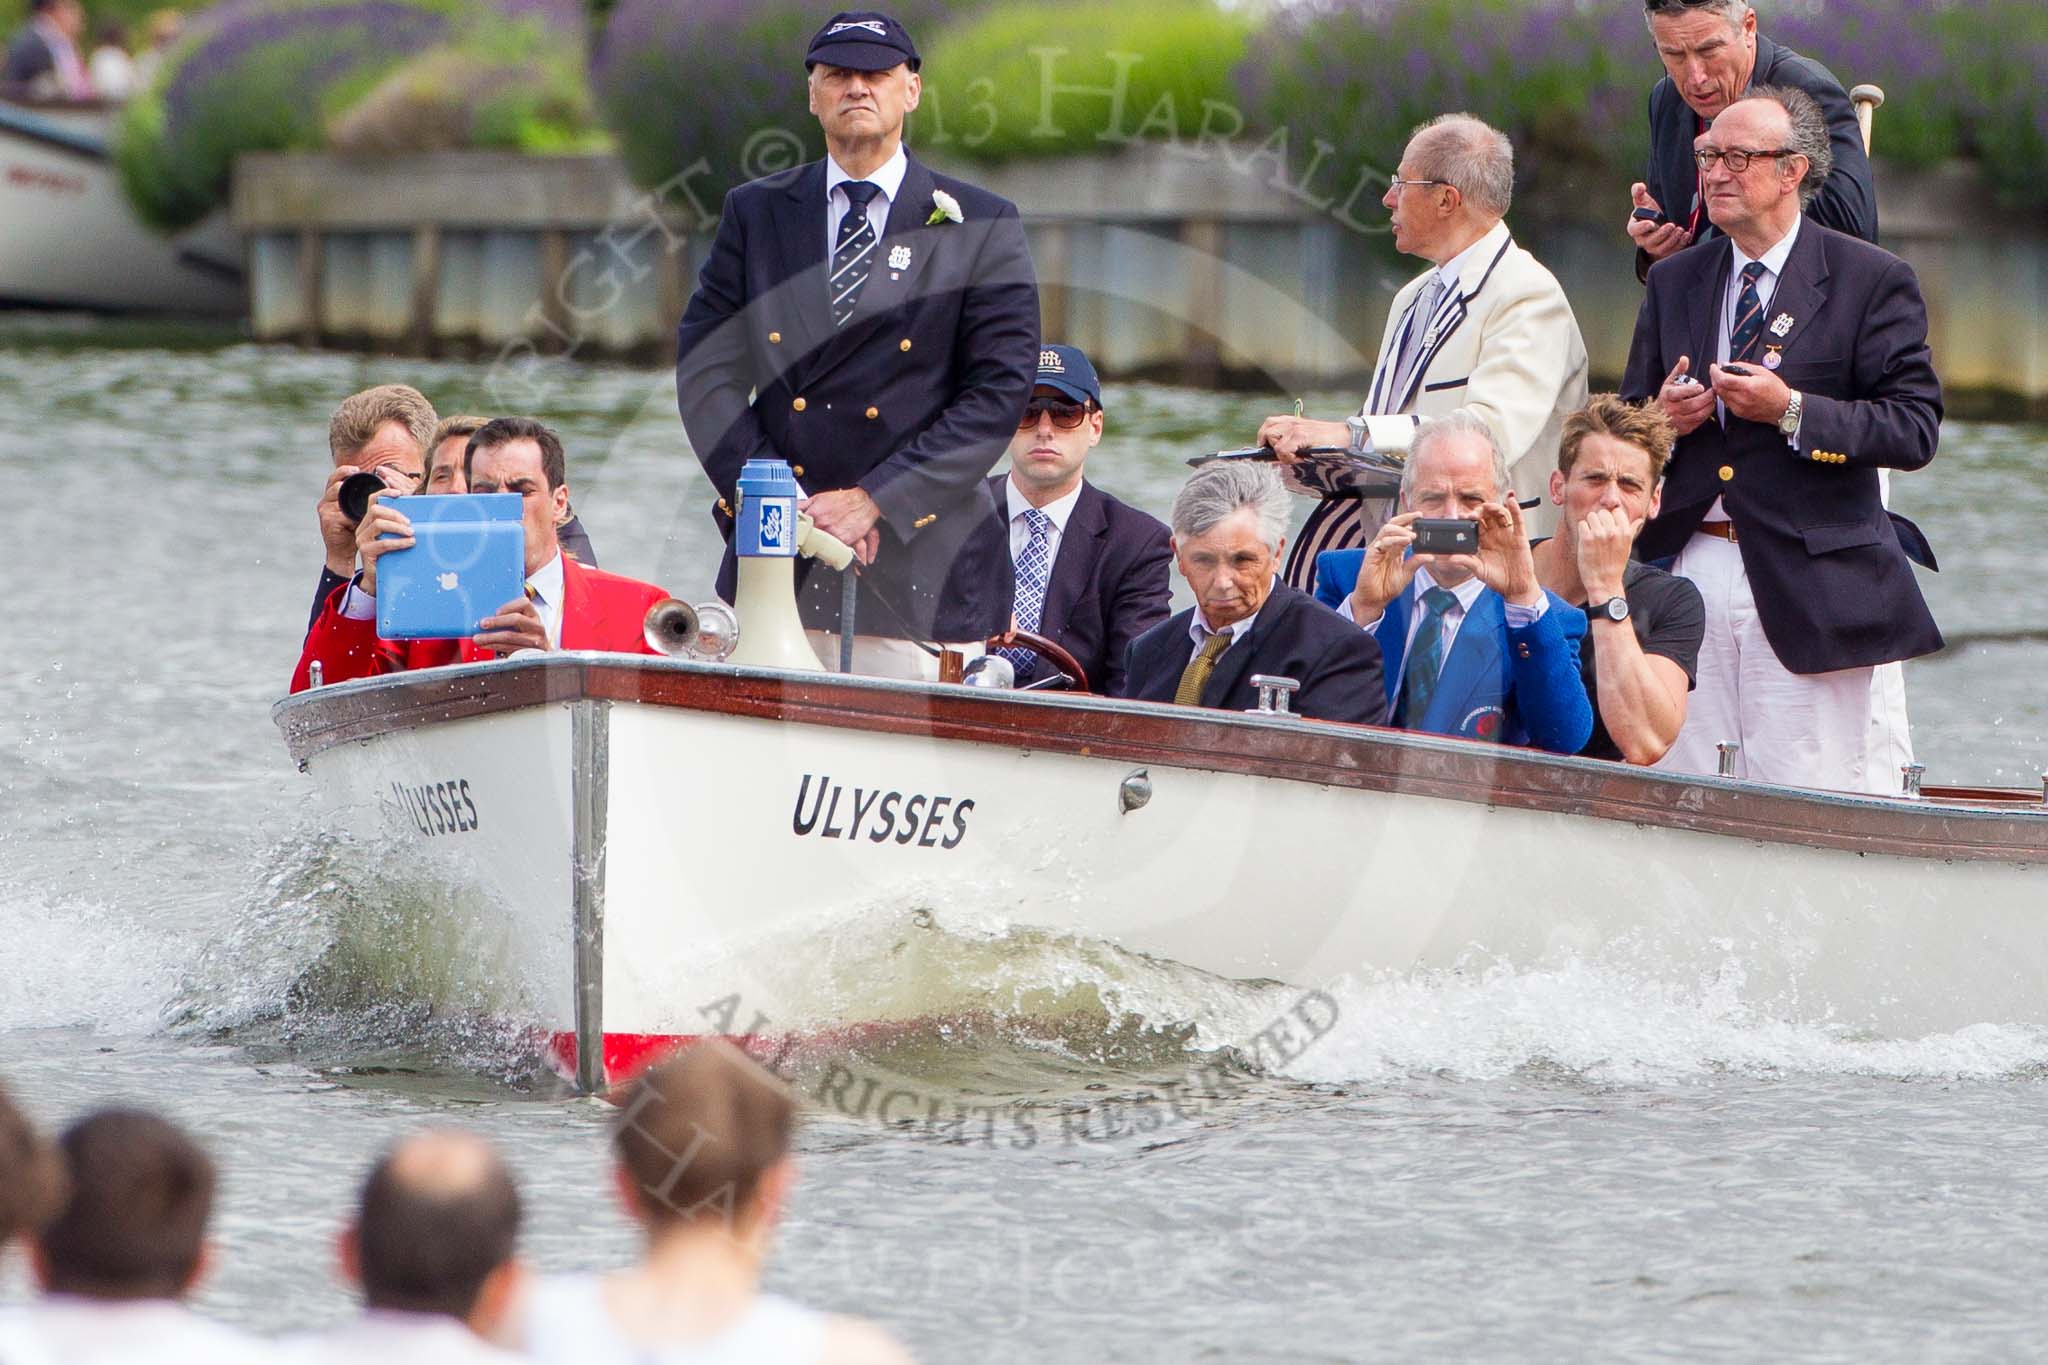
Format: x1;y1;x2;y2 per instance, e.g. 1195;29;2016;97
980;629;1091;694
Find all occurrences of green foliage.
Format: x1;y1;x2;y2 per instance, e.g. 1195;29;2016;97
915;0;1253;163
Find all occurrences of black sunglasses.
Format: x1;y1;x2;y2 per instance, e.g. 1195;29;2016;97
1017;397;1094;431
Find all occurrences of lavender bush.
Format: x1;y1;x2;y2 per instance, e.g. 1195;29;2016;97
114;0;580;232
1239;0;2048;220
1237;0;1648;223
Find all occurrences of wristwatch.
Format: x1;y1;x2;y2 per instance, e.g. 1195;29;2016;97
1777;390;1804;437
1593;596;1630;623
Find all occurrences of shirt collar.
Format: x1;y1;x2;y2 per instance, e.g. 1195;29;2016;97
1731;213;1801;281
1006;476;1084;534
1188;577;1276;647
1433;219;1509;296
1413;564;1487;614
526;551;565;606
826;145;909;208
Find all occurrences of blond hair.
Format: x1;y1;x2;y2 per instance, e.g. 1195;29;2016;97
1559;394;1677;483
328;384;438;462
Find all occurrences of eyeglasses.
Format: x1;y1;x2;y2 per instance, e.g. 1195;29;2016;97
1386;178;1453;194
1017;398;1093;430
1693;147;1796;173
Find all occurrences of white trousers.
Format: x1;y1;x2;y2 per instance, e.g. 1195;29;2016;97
1652;533;1886;793
804;631;984;681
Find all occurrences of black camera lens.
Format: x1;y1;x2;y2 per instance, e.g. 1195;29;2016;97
338;471;390;526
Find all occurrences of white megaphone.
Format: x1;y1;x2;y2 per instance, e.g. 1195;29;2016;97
725;459;855;672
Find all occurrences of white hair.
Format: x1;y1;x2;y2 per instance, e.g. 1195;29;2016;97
1172;461;1291;551
1406;113;1514;218
1400;411;1510;499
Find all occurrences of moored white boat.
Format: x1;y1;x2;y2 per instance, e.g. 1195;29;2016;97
274;653;2048;1093
0;97;241;313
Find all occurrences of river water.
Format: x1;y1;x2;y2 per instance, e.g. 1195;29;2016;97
4;317;2048;1361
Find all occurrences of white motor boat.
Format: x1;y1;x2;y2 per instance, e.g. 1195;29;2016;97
0;97;241;313
275;651;2048;1093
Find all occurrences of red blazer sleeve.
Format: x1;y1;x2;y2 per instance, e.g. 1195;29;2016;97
291;580;405;693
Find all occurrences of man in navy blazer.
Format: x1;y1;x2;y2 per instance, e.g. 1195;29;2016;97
959;344;1170;695
1621;89;1941;791
1315;413;1592;753
675;11;1038;669
1628;1;1875;276
1121;463;1385;726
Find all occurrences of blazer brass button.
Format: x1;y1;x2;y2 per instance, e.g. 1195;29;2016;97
899;339;912;352
914;514;936;529
792;397;806;412
791;465;804;478
1717;465;1734;482
768;331;781;344
866;406;879;420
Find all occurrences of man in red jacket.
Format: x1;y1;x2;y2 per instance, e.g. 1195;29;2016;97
292;418;669;693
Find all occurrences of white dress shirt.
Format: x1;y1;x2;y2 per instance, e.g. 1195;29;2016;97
0;1297;271;1365
824;144;907;259
284;1310;526;1365
1005;477;1083;565
1707;214;1802;517
521;551;566;647
1351;567;1547;682
1185;577;1274;661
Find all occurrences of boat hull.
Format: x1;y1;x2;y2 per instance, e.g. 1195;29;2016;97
1;100;242;314
276;655;2048;1090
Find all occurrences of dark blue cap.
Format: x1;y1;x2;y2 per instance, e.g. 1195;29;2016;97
806;11;920;73
1033;343;1099;406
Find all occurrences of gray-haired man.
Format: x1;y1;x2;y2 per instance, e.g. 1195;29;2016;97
1255;112;1589;583
1118;462;1387;725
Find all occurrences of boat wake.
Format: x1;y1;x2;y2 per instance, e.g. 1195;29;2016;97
10;836;2043;1096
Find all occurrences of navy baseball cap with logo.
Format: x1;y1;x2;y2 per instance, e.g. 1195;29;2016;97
1034;344;1100;406
806;11;921;72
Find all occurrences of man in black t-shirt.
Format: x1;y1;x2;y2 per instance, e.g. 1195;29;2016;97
1532;395;1704;764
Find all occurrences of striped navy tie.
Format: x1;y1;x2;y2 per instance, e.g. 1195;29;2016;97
830;180;882;327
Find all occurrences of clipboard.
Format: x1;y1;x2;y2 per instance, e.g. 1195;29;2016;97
374;493;525;641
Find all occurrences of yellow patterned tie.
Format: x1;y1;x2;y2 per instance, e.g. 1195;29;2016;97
1174;630;1234;706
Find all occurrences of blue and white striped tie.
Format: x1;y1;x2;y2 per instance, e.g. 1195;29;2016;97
830;181;881;327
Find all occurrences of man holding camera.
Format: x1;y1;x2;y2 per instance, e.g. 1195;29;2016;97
291;418;669;693
1622;89;1941;792
1315;413;1593;754
309;385;438;634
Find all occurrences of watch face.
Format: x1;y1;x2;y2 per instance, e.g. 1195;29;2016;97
1603;597;1629;621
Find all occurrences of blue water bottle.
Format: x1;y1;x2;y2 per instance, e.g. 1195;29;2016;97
736;459;801;558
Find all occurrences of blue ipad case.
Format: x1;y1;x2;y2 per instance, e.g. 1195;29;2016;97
374;493;525;641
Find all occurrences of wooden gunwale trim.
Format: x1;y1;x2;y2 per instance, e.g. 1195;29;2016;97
274;657;2048;865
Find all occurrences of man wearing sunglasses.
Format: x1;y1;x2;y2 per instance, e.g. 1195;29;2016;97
675;10;1038;678
1620;89;1941;793
1629;0;1874;277
966;344;1170;694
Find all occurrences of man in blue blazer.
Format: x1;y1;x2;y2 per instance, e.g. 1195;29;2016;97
1122;463;1386;725
674;11;1039;669
1315;413;1592;753
958;345;1170;694
1621;89;1941;792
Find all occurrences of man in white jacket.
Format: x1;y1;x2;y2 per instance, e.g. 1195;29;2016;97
1257;113;1589;586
